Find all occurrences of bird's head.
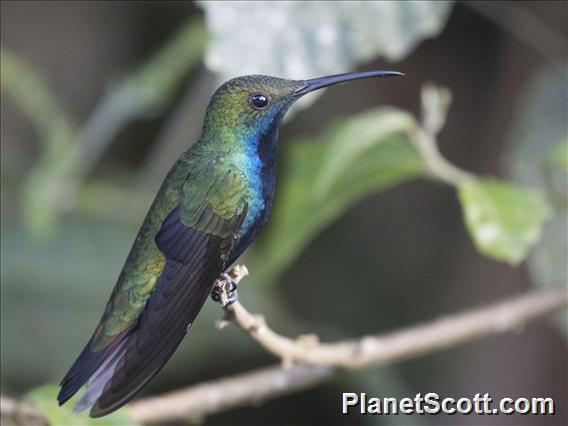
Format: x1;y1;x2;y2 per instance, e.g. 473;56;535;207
202;70;403;146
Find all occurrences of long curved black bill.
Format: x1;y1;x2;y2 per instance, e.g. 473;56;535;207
294;70;404;97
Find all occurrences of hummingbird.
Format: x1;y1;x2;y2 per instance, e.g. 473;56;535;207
57;70;403;417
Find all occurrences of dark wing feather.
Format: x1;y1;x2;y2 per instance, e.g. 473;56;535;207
87;204;246;417
57;328;129;405
154;207;208;263
59;218;218;414
91;247;221;415
58;159;248;416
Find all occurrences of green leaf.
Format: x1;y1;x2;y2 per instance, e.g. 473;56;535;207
549;138;568;174
25;385;138;426
313;108;417;197
458;178;552;264
199;1;453;82
251;107;425;282
1;48;77;238
198;1;453;113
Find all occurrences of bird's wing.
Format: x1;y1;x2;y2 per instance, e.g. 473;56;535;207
58;159;248;417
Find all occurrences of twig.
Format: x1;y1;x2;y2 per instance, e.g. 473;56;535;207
126;267;566;423
128;364;335;424
2;280;566;424
0;395;46;426
217;266;567;369
408;84;475;186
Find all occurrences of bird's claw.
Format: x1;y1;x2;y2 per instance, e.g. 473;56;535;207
211;273;239;306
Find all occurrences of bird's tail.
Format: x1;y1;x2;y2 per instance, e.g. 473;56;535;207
72;339;128;413
57;330;129;410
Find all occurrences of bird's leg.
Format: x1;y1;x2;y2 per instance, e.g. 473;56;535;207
211;272;239;306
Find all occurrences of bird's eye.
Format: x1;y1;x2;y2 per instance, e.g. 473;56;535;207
249;93;270;109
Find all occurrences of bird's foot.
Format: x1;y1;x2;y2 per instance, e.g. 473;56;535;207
211;273;239;307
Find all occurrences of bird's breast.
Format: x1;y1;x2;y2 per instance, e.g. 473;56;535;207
240;154;276;232
225;123;280;263
228;152;277;262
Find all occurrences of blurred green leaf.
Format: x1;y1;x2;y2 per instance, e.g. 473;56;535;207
199;1;453;74
502;67;567;335
314;108;417;197
2;19;206;240
0;48;76;152
252;107;425;282
25;385;137;426
549;138;568;174
458;178;552;264
199;1;453;110
1;47;77;238
121;17;207;111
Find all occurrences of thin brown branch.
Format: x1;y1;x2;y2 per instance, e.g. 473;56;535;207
2;267;565;424
216;266;568;369
408;84;475;186
0;395;46;426
128;364;335;424
124;274;567;424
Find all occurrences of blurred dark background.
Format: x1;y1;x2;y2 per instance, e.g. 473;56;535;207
1;1;567;425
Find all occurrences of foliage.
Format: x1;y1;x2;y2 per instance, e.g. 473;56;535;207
253;108;425;282
0;18;206;238
1;3;562;422
198;1;454;114
199;1;454;79
1;48;77;237
458;178;551;264
550;139;568;174
25;385;137;426
501;65;568;336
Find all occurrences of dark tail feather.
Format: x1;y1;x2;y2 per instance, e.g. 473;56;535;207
57;219;227;416
73;339;128;413
89;256;220;417
57;331;129;406
90;329;188;417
